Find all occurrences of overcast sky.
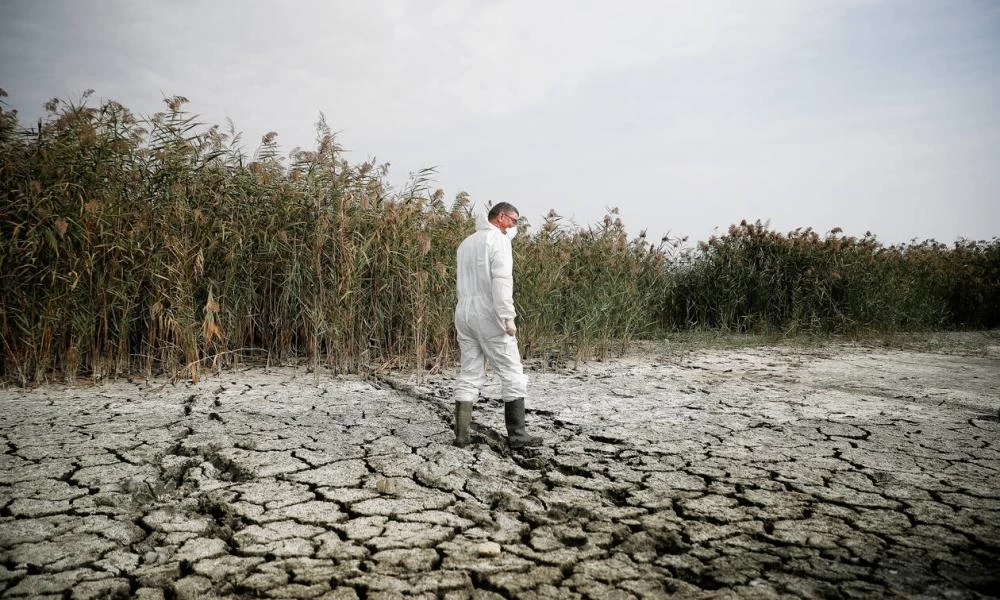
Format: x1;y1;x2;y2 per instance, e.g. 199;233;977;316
2;0;998;245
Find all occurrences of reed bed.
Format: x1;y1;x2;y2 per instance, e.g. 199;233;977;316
667;220;999;334
1;92;997;385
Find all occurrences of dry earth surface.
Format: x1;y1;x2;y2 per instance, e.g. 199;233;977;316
1;332;999;599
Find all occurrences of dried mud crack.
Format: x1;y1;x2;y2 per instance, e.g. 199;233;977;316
1;340;999;599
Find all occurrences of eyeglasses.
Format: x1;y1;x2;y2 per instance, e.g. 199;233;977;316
501;213;519;225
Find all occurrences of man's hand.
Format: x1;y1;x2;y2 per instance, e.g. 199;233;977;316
504;319;517;336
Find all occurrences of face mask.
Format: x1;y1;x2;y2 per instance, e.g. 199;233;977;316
506;226;518;240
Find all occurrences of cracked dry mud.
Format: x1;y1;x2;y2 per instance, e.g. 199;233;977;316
1;341;999;599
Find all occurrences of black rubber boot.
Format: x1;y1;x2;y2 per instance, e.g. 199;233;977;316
504;398;542;448
454;402;473;448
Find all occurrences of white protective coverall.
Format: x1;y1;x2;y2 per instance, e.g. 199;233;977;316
452;213;528;403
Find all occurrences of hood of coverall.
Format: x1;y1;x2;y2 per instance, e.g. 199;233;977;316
475;212;493;231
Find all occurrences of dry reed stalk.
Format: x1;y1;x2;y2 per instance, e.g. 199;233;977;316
1;94;997;385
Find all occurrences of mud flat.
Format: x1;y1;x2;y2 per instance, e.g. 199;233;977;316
1;335;998;599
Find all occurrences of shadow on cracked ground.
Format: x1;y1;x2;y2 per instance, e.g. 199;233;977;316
1;335;999;599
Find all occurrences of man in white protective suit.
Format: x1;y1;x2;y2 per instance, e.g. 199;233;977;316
452;202;543;449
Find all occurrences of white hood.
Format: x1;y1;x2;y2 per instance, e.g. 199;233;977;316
475;212;493;231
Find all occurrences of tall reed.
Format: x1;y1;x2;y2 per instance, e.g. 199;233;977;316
665;220;999;334
1;93;997;385
514;208;671;360
0;94;469;383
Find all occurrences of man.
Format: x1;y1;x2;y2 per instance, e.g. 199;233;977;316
452;202;543;449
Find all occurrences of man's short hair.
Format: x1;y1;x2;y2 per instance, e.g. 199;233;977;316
488;202;519;220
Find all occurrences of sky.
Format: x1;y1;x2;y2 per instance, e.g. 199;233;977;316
2;0;998;245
